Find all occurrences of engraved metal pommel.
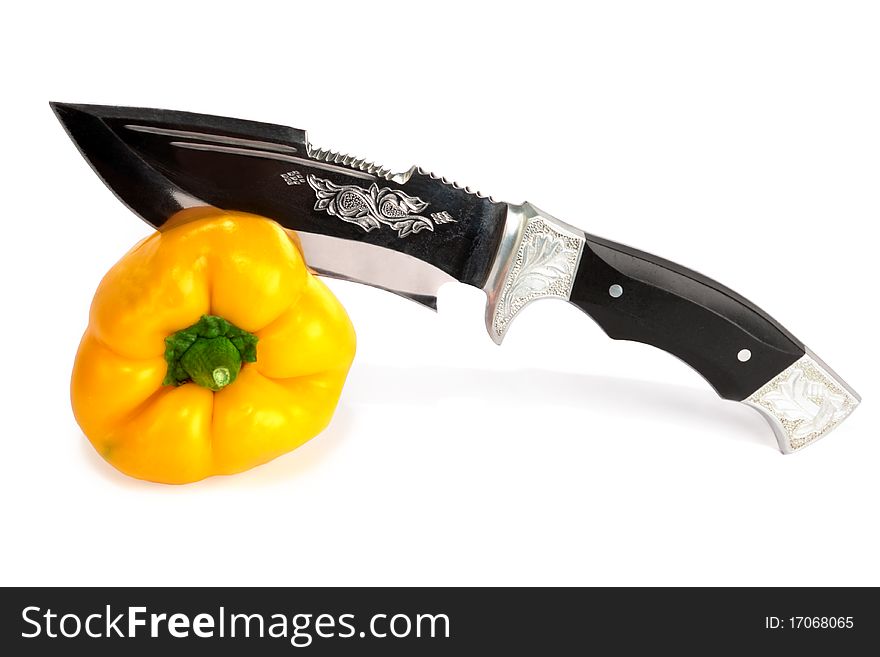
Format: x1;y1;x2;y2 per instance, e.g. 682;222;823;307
482;202;586;344
744;349;860;453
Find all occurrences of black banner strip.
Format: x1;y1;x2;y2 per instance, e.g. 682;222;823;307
1;587;876;654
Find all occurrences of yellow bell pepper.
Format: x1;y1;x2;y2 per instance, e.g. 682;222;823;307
71;209;356;484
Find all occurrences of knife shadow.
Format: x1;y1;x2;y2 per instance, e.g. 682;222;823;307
223;364;772;487
77;364;773;489
343;363;772;445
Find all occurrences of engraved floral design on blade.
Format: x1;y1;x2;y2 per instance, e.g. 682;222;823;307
306;174;456;238
747;356;859;451
280;170;305;186
493;217;582;338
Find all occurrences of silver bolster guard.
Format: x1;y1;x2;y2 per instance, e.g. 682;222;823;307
744;349;861;454
482;202;586;344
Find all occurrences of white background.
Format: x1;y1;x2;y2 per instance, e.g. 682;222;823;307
2;1;877;586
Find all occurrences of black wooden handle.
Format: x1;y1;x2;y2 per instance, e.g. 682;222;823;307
568;234;805;400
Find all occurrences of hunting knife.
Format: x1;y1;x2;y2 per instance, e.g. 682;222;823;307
51;103;861;453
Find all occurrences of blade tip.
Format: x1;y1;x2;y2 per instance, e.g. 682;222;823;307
49;101;86;125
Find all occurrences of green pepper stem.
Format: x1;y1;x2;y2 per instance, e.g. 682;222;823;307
163;315;258;391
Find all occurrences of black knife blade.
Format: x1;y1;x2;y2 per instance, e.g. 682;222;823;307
51;103;506;289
